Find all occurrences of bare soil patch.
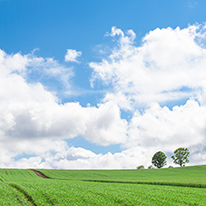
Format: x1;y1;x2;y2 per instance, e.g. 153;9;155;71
29;170;49;179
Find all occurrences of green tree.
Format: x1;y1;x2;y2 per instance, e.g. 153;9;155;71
152;151;167;168
171;147;189;167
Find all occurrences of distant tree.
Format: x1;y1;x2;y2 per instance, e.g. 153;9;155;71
152;151;167;168
171;147;189;167
136;165;144;169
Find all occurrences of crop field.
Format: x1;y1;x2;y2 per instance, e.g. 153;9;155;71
0;166;206;205
36;165;206;187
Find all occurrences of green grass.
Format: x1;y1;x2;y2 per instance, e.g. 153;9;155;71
1;166;206;205
0;169;41;205
0;182;28;205
6;178;206;205
36;165;206;188
0;169;39;182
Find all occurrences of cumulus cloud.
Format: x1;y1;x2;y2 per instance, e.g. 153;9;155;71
2;24;206;169
126;99;205;150
0;139;153;169
0;48;128;168
42;146;153;169
65;49;82;63
0;49;127;146
90;25;206;107
88;24;206;167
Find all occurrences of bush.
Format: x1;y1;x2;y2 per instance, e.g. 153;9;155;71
168;166;173;168
136;165;144;169
148;165;153;169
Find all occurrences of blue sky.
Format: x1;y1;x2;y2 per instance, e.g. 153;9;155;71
1;0;206;169
0;0;201;105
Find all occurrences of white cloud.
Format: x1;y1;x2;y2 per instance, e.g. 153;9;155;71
2;137;205;169
44;146;151;169
2;96;206;169
0;49;127;147
0;139;153;169
87;24;206;167
27;54;74;91
90;24;206;107
65;49;82;63
2;24;206;169
126;99;205;150
103;92;132;110
81;101;128;146
1;94;206;169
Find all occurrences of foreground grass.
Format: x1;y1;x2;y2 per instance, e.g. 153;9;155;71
0;167;206;205
0;182;28;205
2;177;206;206
36;165;206;188
9;179;206;206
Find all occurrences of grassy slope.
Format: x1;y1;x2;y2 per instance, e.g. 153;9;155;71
0;169;40;205
36;165;206;187
10;179;206;206
0;169;39;182
0;169;206;206
1;167;206;205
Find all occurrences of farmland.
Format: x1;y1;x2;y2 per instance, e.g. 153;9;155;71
0;166;206;205
36;165;206;187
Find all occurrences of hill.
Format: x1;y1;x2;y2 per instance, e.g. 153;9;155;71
36;164;206;188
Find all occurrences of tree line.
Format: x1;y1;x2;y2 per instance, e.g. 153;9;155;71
137;147;190;169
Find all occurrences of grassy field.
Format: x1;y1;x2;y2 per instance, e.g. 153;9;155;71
0;166;206;205
36;165;206;188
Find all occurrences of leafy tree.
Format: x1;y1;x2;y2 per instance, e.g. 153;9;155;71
152;151;167;168
171;147;189;167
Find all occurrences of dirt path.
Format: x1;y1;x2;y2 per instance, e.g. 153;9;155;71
29;170;49;179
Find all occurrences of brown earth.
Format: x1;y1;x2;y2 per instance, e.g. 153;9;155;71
29;170;49;179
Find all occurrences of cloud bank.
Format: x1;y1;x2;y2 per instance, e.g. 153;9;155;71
1;24;206;169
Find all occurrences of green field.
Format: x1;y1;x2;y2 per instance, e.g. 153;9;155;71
0;166;206;205
36;165;206;188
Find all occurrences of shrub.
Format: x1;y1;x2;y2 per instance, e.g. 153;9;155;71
136;165;144;169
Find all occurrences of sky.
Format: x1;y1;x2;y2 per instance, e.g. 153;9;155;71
0;0;206;169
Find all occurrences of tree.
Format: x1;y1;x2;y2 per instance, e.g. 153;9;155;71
152;151;167;168
171;147;189;167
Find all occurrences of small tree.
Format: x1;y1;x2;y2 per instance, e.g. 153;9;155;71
152;151;167;168
171;147;189;167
